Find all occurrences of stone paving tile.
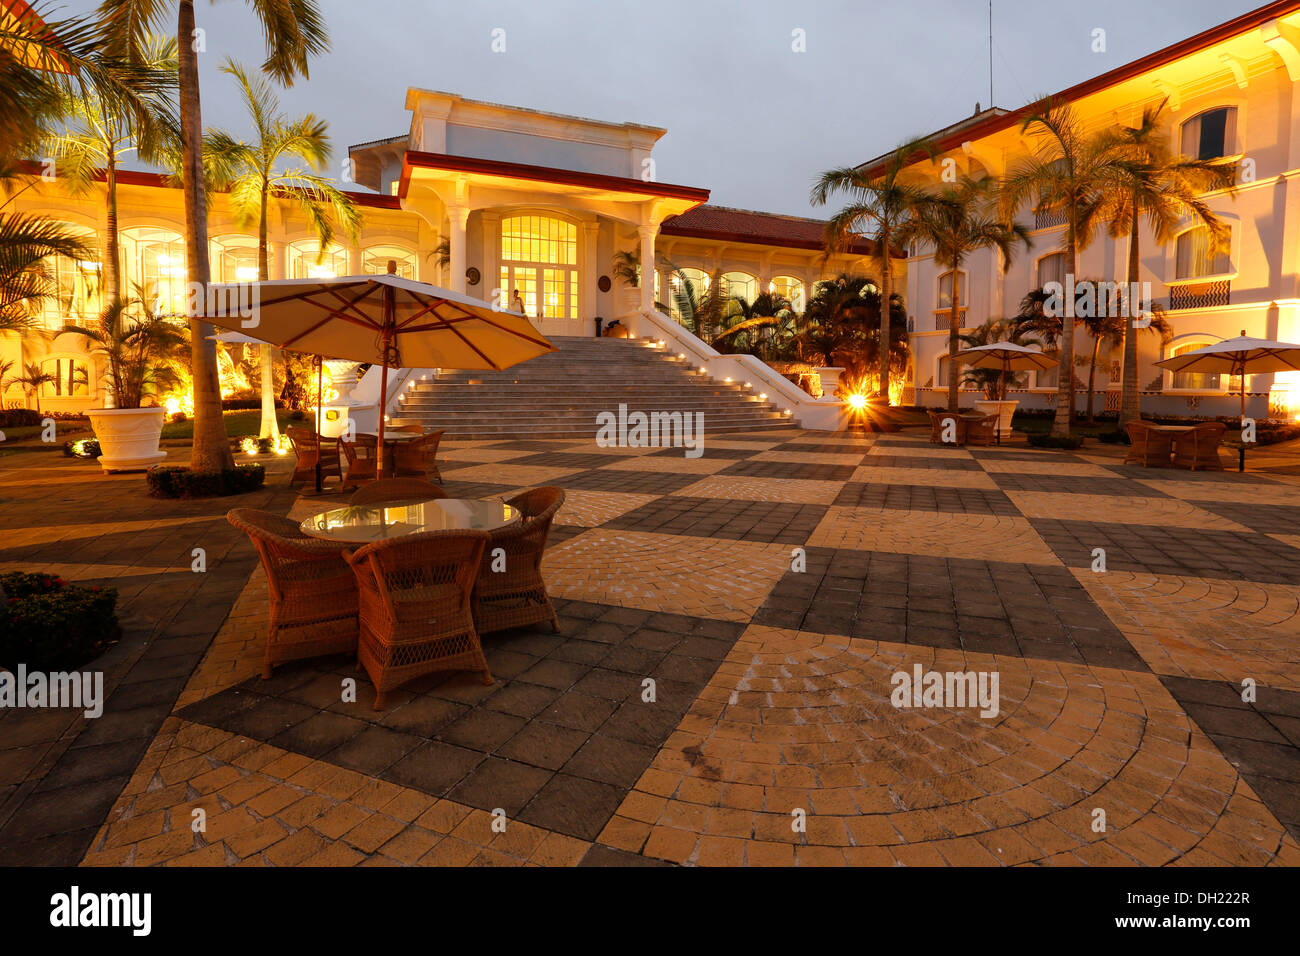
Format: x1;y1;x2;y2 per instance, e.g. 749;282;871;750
597;626;1300;866
604;496;827;544
445;464;582;486
1137;478;1296;504
599;456;732;475
1190;501;1300;535
1007;492;1254;531
1077;571;1300;690
558;469;701;495
542;529;791;622
980;460;1118;477
752;450;867;466
866;444;975;461
990;473;1167;497
807;507;1061;566
671;475;844;505
437;446;535;464
847;465;1000;490
551;489;660;527
833;482;1019;516
863;453;986;472
721;460;858;482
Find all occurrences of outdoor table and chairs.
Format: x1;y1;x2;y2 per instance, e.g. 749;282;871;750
1125;421;1226;470
226;485;566;710
927;410;999;447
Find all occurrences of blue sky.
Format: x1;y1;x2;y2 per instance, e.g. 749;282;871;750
60;0;1265;216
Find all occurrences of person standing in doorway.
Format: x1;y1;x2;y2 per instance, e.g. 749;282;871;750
510;289;525;314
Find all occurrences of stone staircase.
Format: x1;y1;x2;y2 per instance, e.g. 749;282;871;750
389;335;799;439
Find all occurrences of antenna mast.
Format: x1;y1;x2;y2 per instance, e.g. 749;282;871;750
988;1;994;107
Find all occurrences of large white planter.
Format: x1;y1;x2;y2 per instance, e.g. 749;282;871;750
815;367;846;399
86;407;167;473
974;399;1019;439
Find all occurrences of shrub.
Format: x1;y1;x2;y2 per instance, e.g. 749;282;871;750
63;438;101;458
146;463;266;498
0;409;42;428
1096;430;1130;445
0;572;119;671
1027;433;1085;449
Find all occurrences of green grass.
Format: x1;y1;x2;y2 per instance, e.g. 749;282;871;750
162;409;298;440
1010;413;1119;439
0;421;92;444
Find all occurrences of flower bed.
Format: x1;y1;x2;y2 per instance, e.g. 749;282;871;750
0;573;119;671
146;463;266;498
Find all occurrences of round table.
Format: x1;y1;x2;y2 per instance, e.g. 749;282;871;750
300;497;519;543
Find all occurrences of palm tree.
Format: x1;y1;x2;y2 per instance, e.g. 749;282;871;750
101;0;328;473
42;35;178;309
713;289;793;359
899;174;1029;412
205;58;360;441
0;190;94;331
671;268;730;343
958;318;1042;400
12;360;54;413
1002;101;1127;436
811;136;931;404
1097;101;1237;425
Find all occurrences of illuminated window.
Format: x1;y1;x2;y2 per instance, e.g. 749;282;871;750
1175;227;1232;280
934;269;968;329
721;271;756;303
211;234;260;283
287;240;347;280
120;226;186;315
39;357;89;397
32;223;100;328
363;245;416;279
1171;342;1221;390
499;216;578;319
771;275;805;312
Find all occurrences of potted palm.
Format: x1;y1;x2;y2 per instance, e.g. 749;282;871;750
60;290;186;472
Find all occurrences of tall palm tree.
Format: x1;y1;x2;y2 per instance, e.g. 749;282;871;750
42;35;178;309
1002;101;1126;436
812;136;932;404
101;0;328;473
12;360;55;412
713;289;793;359
899;175;1029;411
0;196;93;332
205;57;360;440
1096;101;1237;425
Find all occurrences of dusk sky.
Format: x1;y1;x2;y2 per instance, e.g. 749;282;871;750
63;0;1264;216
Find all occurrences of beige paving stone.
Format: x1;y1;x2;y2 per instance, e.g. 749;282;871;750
438;446;534;463
542;529;792;622
551;488;660;526
847;465;1000;489
1137;478;1299;505
752;450;864;466
1077;569;1300;689
979;459;1117;477
806;506;1061;565
866;444;973;460
598;455;731;474
447;463;581;486
1006;491;1254;531
671;474;844;505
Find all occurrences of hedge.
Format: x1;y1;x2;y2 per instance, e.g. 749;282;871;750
146;462;266;498
1027;433;1086;449
0;572;119;671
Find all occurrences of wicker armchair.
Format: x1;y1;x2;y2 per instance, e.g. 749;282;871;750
227;508;359;679
387;424;424;434
286;426;342;488
392;429;445;482
964;414;998;447
1125;421;1173;467
928;410;965;446
349;478;447;506
345;529;491;709
341;433;378;488
1172;421;1226;471
472;486;564;635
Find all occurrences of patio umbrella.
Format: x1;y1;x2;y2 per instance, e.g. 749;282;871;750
204;261;554;478
953;342;1058;444
1155;330;1300;472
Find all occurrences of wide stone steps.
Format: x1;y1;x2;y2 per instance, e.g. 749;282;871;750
391;334;798;439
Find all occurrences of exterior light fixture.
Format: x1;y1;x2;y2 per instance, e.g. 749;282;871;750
759;393;767;400
848;393;868;410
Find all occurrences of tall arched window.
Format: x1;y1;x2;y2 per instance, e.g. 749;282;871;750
1174;227;1232;280
720;271;757;304
771;275;805;312
287;240;347;279
1181;107;1237;161
1170;341;1222;390
33;223;100;328
934;269;968;330
211;235;260;283
499;215;578;319
120;226;186;315
1036;252;1065;289
363;244;416;279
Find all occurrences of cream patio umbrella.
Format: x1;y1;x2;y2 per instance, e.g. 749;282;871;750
1154;330;1300;472
953;342;1058;444
204;261;554;478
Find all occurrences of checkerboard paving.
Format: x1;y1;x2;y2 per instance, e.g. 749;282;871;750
36;427;1300;867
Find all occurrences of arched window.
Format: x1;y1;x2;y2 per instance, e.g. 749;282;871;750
1170;341;1223;390
933;269;968;330
720;271;756;304
771;275;805;312
1036;252;1065;290
211;235;260;283
1181;107;1237;161
120;226;186;315
39;356;90;397
32;223;100;328
1174;227;1232;280
363;244;416;279
287;240;347;280
499;215;578;319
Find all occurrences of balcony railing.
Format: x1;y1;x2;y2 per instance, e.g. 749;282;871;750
1169;280;1231;310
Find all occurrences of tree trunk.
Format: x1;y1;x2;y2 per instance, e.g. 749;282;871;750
1052;232;1076;437
879;241;891;402
1086;333;1101;424
103;150;120;409
946;269;961;412
257;186;278;441
178;0;233;472
1119;203;1142;425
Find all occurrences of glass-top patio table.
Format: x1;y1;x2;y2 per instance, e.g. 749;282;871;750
300;497;520;543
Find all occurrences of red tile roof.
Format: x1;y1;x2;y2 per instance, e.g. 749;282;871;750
659;205;877;255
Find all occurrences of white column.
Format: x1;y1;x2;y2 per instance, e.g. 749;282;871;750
448;204;470;294
480;211;500;306
637;223;656;313
582;220;600;334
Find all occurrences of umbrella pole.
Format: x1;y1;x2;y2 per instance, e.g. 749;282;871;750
376;354;389;481
1240;368;1247;474
315;355;323;494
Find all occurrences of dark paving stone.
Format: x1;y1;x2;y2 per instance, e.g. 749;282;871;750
325;724;425;775
720;459;856;482
495;720;590;770
646;445;755;460
966;450;1086;463
1104;464;1276;483
1028;518;1300;584
383;741;483;793
1190;501;1300;535
518;772;626;841
447;755;555;815
833;481;1019;515
562;734;658;788
579;844;673;866
559;469;700;495
439;480;519;499
604;495;826;545
439;709;528;751
379;694;469;735
989;473;1170;497
510;451;623;470
269;710;372;759
862;453;985;471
